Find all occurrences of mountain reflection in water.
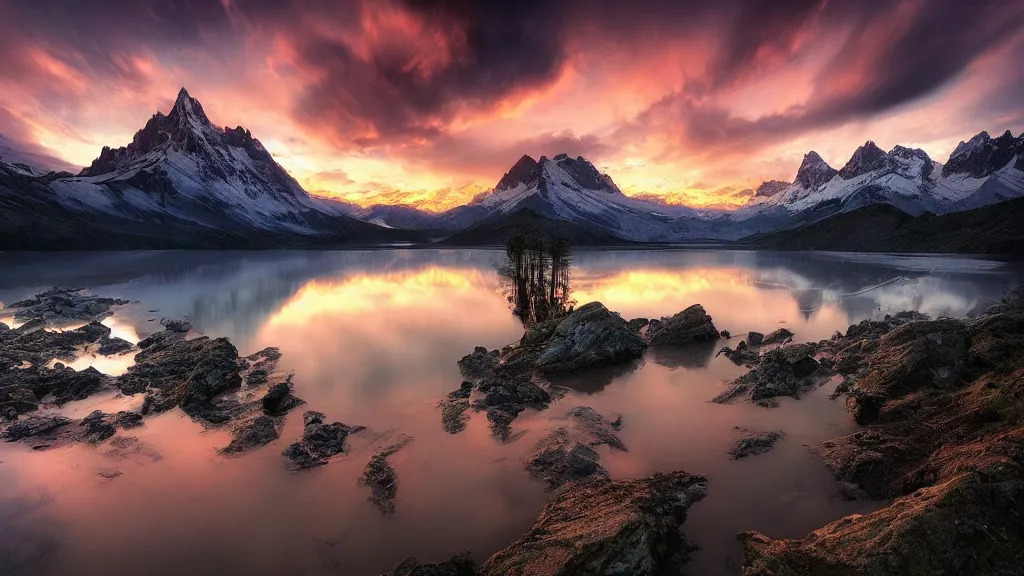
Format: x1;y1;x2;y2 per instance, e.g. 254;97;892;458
0;249;1021;576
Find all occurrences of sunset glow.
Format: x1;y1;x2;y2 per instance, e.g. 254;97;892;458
1;1;1022;211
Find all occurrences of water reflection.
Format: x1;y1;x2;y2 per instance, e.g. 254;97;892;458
0;249;1021;576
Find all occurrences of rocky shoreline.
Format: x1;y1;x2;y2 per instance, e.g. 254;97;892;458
4;285;1024;575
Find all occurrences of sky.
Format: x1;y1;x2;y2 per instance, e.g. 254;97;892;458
1;0;1023;211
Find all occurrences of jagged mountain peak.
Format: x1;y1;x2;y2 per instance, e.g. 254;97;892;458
943;129;1023;178
838;141;887;179
169;86;212;127
754;180;790;198
795;151;837;189
495;154;541;191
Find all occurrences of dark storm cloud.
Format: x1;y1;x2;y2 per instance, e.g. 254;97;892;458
630;0;1024;152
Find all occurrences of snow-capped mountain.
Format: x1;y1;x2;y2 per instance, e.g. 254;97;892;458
457;153;706;242
0;88;408;249
735;131;1024;225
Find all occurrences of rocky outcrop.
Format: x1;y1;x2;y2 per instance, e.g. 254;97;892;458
282;411;364;470
0;319;133;370
646;304;719;346
525;406;626;490
534;302;647;373
713;343;824;406
360;436;413;514
5;414;70;441
2;288;130;324
729;429;785;459
221;415;281;455
1;364;113;417
77;410;143;444
739;291;1024;575
479;472;708;576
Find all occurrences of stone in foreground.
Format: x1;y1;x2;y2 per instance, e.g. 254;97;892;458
479;472;708;576
282;411;364;470
729;429;785;459
533;302;647;373
646;304;720;346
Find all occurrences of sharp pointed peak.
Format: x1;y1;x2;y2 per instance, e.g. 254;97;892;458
176;87;191;101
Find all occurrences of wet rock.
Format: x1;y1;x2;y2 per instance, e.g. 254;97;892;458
534;302;647;373
76;410;145;444
244;347;283;386
729;429;785;459
713;343;825;405
486;403;525;442
0;320;124;368
720;329;731;339
747;331;764;346
159;318;192;333
103;435;162;462
762;327;794;345
439;383;473;434
260;380;305;415
646;304;720;346
361;437;413;515
457;347;499;379
380;552;476;576
282;411;365;470
222;415;280;455
97;337;134;355
3;288;130;324
119;335;243;416
0;365;112;409
479;471;708;576
5;414;70;441
525;407;627;489
565;405;627;451
718;340;760;366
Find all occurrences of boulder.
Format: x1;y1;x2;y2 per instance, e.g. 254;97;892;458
713;343;824;405
729;429;785;459
260;381;305;415
282;411;364;470
534;302;647;373
747;331;764;346
479;472;708;576
222;415;280;455
525;407;627;489
762;328;794;345
457;347;499;379
646;304;720;346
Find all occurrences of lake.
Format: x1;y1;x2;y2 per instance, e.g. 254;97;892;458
0;249;1021;575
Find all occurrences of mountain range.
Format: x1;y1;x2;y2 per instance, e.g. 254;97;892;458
2;88;1023;250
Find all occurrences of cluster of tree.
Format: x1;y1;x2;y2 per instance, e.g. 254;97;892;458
501;234;574;324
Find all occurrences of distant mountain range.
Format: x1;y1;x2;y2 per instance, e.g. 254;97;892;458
2;88;1022;251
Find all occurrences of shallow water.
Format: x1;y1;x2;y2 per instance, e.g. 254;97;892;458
0;249;1021;576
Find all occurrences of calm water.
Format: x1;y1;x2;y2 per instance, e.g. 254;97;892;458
0;249;1021;576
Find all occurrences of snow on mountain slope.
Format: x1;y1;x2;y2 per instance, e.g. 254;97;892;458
38;88;366;235
735;132;1024;223
468;153;701;241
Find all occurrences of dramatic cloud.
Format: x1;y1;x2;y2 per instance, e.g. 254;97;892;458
1;0;1022;210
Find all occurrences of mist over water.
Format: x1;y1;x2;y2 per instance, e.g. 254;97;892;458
0;249;1021;575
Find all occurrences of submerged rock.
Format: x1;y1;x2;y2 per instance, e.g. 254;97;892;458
713;343;825;405
221;415;281;455
534;302;647;373
729;429;785;459
439;383;472;434
479;471;708;576
282;411;365;470
525;406;627;489
360;437;413;515
646;304;720;346
5;414;70;441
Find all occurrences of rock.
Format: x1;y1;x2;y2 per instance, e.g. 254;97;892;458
479;471;708;576
260;381;305;415
222;415;280;455
762;328;794;345
457;347;499;380
76;410;145;444
360;437;413;515
119;335;243;418
439;397;471;434
5;415;70;441
534;302;647;373
525;429;607;490
3;288;129;324
244;347;283;386
1001;285;1024;309
646;304;720;346
747;331;764;346
525;407;627;489
729;429;785;459
282;411;364;470
713;343;825;405
0;365;112;408
718;341;760;366
0;387;38;416
626;318;650;333
486;404;525;442
97;337;134;355
113;411;143;429
720;329;731;339
380;552;476;576
159;318;192;333
565;406;627;451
